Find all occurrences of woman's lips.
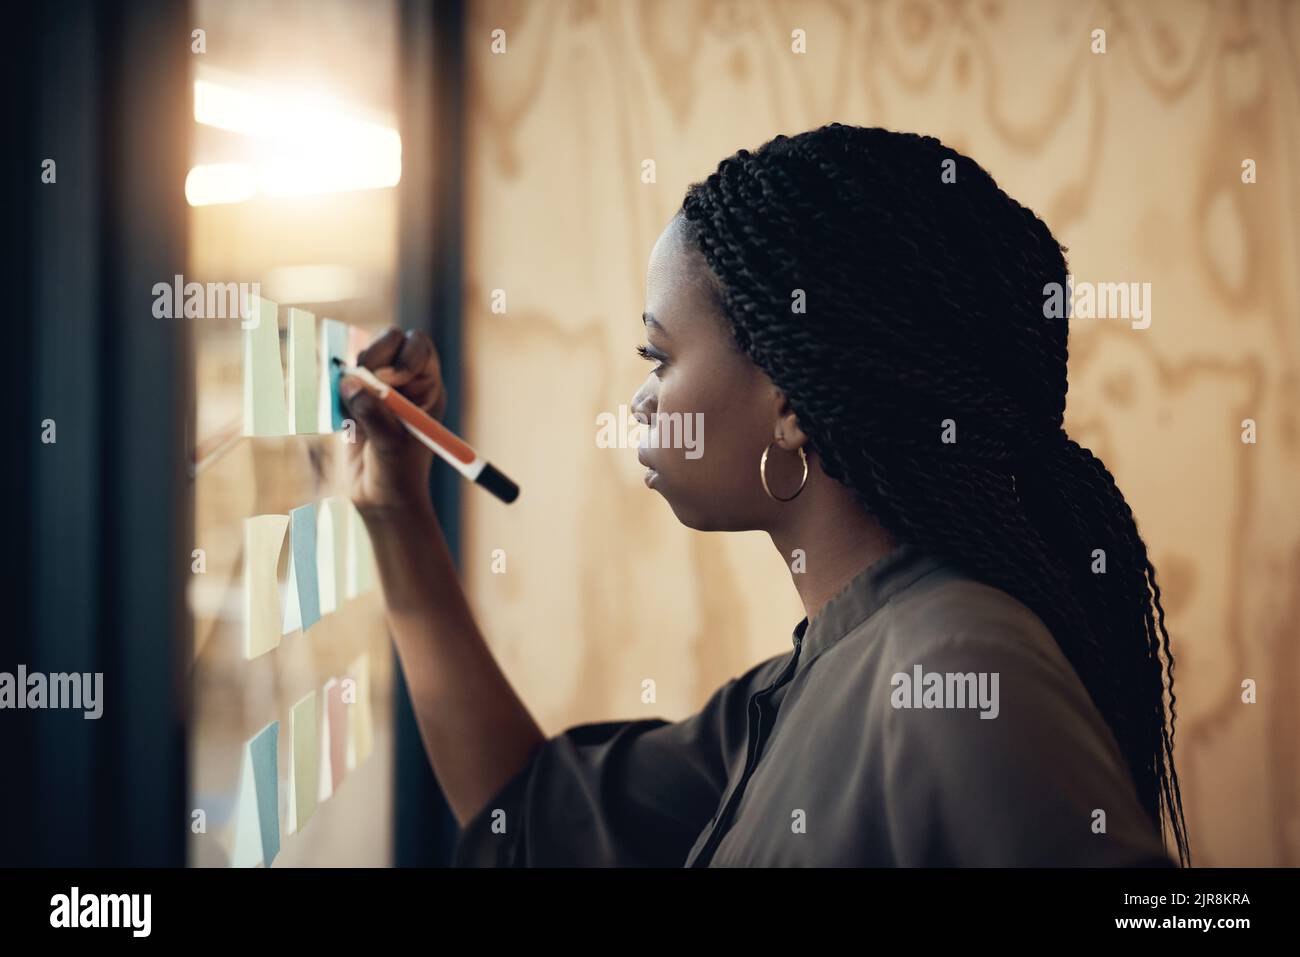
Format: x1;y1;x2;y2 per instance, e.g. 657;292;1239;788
637;450;658;487
637;448;659;488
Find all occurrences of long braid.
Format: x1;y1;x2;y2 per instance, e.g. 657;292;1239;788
679;123;1191;866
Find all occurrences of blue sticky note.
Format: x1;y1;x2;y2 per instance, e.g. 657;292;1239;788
249;721;280;866
290;503;321;630
320;319;348;431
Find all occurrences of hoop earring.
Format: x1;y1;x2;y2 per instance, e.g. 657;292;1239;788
760;441;809;502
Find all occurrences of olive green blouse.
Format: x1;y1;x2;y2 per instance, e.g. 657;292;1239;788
452;543;1176;867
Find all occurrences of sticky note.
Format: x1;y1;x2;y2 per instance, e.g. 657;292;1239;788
345;502;377;599
287;307;319;434
281;550;300;635
289;692;318;833
242;296;290;436
318;678;348;801
288;503;321;631
316;502;337;616
244;515;289;659
346;654;374;770
230;743;262;867
318;319;349;433
325;497;349;606
231;721;280;867
249;721;280;866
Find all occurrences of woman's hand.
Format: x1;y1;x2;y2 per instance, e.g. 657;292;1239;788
340;327;448;513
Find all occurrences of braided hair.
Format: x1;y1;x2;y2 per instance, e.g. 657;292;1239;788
679;123;1190;866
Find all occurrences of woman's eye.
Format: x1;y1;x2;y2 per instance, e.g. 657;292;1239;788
635;343;668;375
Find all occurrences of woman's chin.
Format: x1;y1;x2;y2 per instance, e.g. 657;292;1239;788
645;471;739;531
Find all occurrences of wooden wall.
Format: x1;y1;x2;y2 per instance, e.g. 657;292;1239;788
460;0;1300;866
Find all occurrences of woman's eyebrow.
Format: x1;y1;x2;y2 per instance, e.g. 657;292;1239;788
643;312;670;337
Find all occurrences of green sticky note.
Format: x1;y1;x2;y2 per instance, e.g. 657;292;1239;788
290;692;319;833
242;296;290;436
346;653;373;770
287;307;319;434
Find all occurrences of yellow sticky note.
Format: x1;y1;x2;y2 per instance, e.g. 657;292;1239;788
287;307;319;435
243;514;289;659
346;654;373;770
242;296;290;436
288;691;318;833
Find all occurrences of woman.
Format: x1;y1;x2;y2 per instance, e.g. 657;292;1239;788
341;124;1189;867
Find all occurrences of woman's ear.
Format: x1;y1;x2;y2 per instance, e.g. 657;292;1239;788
770;388;809;451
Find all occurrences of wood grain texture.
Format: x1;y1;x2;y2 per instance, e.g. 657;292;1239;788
462;0;1300;866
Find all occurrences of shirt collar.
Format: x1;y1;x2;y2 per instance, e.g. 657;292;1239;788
789;542;948;665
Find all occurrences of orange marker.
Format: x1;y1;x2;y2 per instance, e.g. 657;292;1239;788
335;360;519;504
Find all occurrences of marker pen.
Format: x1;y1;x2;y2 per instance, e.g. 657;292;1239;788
334;359;519;504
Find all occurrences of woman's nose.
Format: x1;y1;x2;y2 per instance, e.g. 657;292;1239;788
631;381;656;421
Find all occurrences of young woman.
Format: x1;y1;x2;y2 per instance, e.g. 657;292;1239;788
341;124;1189;867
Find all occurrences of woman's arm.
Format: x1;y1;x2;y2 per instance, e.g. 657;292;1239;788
341;327;544;828
362;502;544;828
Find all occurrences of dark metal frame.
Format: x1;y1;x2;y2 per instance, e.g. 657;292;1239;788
394;0;466;866
5;0;191;866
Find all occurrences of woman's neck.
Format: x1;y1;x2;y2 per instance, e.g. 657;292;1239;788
767;461;897;621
